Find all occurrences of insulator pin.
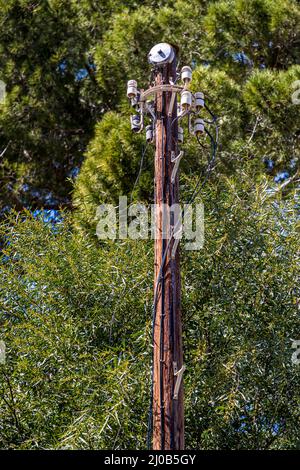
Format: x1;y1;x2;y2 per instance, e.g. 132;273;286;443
146;125;153;143
130;114;140;132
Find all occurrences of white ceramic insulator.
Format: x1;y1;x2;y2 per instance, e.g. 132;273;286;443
130;114;140;132
194;118;204;136
127;80;138;99
181;90;192;110
194;92;204;109
181;66;192;84
146;125;153;143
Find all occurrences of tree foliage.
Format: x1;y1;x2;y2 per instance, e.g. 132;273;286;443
1;176;299;448
73;0;300;234
0;0;299;450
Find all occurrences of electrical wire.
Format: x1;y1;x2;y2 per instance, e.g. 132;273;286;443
171;109;189;130
187;124;219;205
130;143;148;205
205;102;217;122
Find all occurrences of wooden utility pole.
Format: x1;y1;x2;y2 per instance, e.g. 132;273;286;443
152;49;184;450
128;42;212;451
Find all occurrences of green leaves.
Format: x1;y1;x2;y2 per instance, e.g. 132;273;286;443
72;111;153;236
1;166;299;449
182;175;300;449
0;213;152;448
0;0;299;451
204;0;300;69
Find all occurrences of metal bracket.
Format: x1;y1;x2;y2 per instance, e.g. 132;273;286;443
171;217;183;259
173;362;186;400
171;150;183;163
171;151;183;183
140;84;183;102
168;91;177;117
171;237;180;259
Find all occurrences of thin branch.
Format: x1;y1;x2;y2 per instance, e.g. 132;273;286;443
1;370;22;431
248;116;261;143
0;141;11;159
